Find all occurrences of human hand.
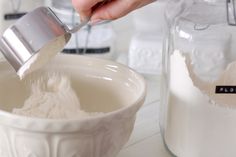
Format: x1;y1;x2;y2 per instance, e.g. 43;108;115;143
72;0;156;23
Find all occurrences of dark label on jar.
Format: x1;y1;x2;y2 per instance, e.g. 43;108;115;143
62;47;110;54
215;86;236;94
4;12;26;20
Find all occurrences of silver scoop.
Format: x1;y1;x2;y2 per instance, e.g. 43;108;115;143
0;6;91;78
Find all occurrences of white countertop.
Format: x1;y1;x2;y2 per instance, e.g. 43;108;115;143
115;53;172;157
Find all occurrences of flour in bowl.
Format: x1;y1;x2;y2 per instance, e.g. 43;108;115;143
13;73;102;119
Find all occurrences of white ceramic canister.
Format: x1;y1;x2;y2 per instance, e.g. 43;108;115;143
128;0;167;75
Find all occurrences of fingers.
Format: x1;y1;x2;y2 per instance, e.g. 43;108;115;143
91;0;155;22
72;0;156;22
91;0;136;21
71;0;103;21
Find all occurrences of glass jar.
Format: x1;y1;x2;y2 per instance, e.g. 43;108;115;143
50;0;117;60
160;0;236;156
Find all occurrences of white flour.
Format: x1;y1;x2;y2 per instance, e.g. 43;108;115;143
165;52;236;157
17;36;67;79
13;73;101;119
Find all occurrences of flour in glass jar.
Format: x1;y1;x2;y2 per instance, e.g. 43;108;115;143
165;51;236;157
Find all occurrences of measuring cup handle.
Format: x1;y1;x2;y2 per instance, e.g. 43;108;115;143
65;18;90;34
65;0;110;33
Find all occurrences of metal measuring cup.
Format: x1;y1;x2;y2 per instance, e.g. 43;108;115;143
0;6;89;77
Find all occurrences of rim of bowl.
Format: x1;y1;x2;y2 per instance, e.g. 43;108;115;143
0;54;147;133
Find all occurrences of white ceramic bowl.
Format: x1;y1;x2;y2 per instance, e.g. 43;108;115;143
0;54;146;157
